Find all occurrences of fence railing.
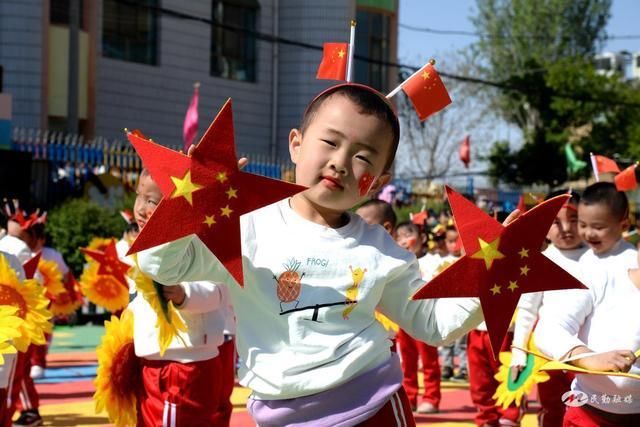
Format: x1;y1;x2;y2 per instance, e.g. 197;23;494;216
7;127;295;208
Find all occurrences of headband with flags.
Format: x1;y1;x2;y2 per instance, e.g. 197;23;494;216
315;22;452;122
3;200;47;230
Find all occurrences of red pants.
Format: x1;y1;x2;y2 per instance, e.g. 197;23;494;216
537;370;574;427
0;388;8;427
137;356;224;427
215;338;235;425
396;329;441;407
30;333;52;369
563;405;640;427
467;330;523;427
6;349;39;420
358;387;416;427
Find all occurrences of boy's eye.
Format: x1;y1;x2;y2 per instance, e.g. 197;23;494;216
356;155;372;165
321;139;336;147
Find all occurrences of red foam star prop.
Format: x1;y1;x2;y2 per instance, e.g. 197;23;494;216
126;99;307;286
81;239;131;286
413;186;587;358
22;251;42;280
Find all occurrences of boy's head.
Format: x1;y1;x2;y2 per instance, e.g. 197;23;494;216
578;182;629;254
289;84;399;214
545;189;582;250
134;169;162;231
445;225;460;256
395;221;425;256
355;199;397;235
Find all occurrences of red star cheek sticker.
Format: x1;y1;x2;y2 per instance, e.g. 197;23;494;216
126;99;307;286
412;186;588;358
80;239;131;286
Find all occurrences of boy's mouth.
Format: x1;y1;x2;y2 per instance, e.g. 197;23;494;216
137;219;146;229
321;176;344;190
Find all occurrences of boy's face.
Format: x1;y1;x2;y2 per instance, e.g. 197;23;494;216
289;94;393;214
445;229;460;256
578;202;628;254
134;174;162;230
547;205;581;250
396;226;424;256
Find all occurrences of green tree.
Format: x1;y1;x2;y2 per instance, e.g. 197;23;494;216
469;0;640;186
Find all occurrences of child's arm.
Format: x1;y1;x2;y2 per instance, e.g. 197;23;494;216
377;259;482;346
165;281;224;314
563;346;636;373
138;235;234;286
511;292;542;366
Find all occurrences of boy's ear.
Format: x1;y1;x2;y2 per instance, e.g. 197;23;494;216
367;173;391;196
289;129;302;164
622;216;630;231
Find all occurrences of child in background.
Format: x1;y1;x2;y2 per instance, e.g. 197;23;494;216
578;182;637;269
535;258;639;426
395;221;441;414
511;190;586;427
128;170;231;426
137;84;486;425
438;225;468;382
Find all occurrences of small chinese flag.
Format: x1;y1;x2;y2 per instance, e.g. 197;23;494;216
615;164;638;192
402;63;452;121
593;155;620;174
316;43;349;81
459;135;470;168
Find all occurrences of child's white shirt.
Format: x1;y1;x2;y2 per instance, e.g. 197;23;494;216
535;267;640;414
138;198;482;399
579;238;638;270
511;245;587;364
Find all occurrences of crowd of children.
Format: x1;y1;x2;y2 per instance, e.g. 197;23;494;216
0;80;639;427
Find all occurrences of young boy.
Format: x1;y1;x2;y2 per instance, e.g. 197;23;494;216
511;190;586;427
137;84;484;425
394;221;441;414
535;262;639;426
578;182;637;268
356;198;397;236
129;170;231;425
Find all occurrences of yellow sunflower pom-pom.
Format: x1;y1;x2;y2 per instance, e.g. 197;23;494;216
493;338;550;409
0;256;52;352
129;266;188;356
37;258;66;298
83;237;116;263
94;310;139;426
0;305;23;365
79;262;129;313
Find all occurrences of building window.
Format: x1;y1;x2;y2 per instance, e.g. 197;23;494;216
211;0;258;82
50;0;86;30
354;9;391;91
102;0;158;65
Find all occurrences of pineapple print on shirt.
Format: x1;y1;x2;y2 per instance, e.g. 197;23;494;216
273;258;304;312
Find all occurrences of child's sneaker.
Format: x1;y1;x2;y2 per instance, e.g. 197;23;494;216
416;401;439;414
30;365;45;379
12;410;43;427
440;366;453;380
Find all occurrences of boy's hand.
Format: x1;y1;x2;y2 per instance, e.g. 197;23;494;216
571;349;636;373
162;284;186;307
186;143;249;170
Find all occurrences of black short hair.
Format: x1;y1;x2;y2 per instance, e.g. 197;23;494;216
357;199;397;227
546;188;580;205
396;221;422;235
580;182;629;220
301;85;400;172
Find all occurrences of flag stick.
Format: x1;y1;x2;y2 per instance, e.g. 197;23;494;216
346;20;357;82
386;59;435;99
590;152;600;182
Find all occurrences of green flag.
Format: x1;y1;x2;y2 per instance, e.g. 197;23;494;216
565;143;587;174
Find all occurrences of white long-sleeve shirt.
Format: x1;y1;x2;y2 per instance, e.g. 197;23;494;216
138;198;483;400
535;268;640;414
128;279;226;362
579;239;637;270
511;245;587;364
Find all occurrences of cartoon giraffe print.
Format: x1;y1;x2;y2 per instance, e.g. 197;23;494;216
342;265;367;319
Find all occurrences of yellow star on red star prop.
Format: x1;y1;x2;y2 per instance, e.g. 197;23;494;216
126;99;307;286
412;186;587;358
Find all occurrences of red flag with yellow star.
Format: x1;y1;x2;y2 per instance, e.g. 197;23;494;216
317;43;349;81
412;186;587;358
403;62;452;121
126;99;307;286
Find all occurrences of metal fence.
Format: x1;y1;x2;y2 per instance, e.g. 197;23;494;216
6;127;295;208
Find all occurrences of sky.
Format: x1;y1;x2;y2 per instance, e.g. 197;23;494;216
398;0;640;62
396;0;640;186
